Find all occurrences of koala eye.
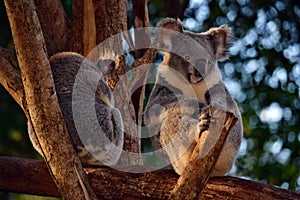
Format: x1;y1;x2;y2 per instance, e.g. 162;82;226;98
184;55;190;61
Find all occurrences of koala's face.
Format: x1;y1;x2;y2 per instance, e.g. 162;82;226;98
157;18;232;84
164;52;214;84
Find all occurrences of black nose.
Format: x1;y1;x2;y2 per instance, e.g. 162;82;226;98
194;68;201;77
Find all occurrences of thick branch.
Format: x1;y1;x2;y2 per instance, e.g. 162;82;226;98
82;0;96;55
4;0;97;199
70;0;84;54
92;0;142;166
169;107;237;199
70;0;96;56
132;0;151;58
0;157;299;200
0;56;24;110
34;0;70;56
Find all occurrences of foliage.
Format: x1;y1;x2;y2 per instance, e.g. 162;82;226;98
148;0;300;191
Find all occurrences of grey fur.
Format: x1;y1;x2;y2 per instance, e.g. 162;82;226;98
28;52;123;166
144;18;242;175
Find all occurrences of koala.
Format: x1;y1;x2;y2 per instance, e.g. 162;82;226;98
144;18;243;176
28;52;123;166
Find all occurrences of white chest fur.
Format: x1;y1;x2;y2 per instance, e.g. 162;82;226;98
158;64;222;104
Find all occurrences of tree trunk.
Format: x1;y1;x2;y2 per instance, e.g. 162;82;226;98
4;0;97;199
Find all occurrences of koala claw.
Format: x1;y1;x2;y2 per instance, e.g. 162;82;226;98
197;110;211;136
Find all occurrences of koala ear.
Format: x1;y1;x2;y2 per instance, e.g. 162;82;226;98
202;25;233;60
156;18;183;48
157;18;183;32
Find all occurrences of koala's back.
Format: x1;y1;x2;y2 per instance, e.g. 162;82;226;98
49;52;96;148
29;52;123;166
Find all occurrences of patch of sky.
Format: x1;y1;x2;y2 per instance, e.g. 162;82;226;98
294;5;300;18
290;64;300;86
259;102;283;124
283;43;300;63
224;79;246;103
195;2;210;26
230;39;243;56
276;148;291;165
267;67;287;89
242;28;258;46
275;1;286;12
237;0;249;6
255;9;267;33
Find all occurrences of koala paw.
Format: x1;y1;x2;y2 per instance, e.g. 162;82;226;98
196;106;222;138
196;108;211;137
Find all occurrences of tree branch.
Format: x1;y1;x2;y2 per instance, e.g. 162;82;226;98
0;56;24;110
70;0;84;55
130;0;152;145
4;0;97;199
92;0;142;166
132;0;151;58
34;0;70;56
169;107;237;199
0;46;18;68
0;156;299;200
70;0;96;56
82;0;97;56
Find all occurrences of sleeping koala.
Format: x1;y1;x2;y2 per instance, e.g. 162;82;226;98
28;52;123;166
144;18;242;176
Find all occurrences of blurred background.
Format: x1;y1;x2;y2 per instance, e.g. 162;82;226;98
0;0;299;199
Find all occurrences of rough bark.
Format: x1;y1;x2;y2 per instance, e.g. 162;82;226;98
130;0;152;136
169;106;237;199
132;0;151;58
34;0;70;56
71;0;97;56
82;0;97;56
0;156;299;200
0;47;18;67
92;0;142;166
71;0;85;55
4;0;97;199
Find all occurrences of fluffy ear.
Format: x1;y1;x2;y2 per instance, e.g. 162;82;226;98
202;25;233;60
156;18;183;48
157;18;183;32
